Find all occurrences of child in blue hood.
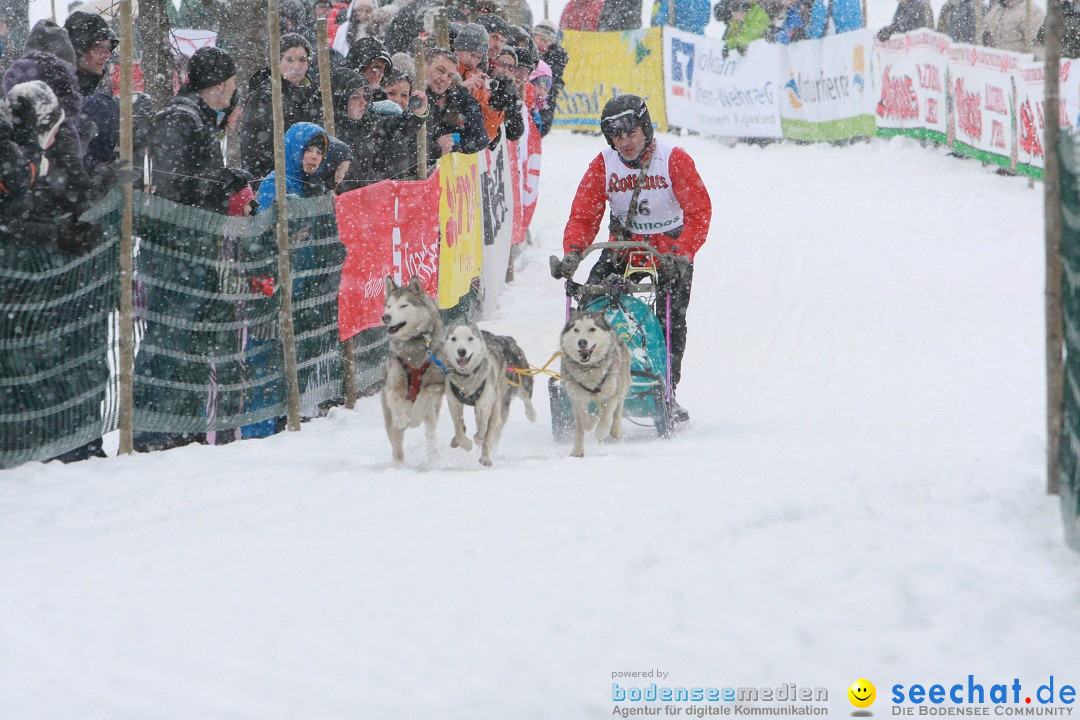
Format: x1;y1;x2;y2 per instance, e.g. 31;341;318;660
255;121;329;213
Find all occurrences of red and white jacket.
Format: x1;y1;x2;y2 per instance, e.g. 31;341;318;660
563;139;712;261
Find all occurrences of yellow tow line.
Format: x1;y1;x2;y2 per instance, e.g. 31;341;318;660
507;351;563;386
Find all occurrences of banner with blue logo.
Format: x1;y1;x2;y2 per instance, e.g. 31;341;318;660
663;28;783;139
778;29;876;141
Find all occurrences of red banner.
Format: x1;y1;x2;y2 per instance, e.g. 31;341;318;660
519;109;543;231
508;140;526;245
335;173;442;341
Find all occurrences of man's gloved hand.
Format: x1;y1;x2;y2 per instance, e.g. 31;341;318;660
219;167;254;195
661;252;690;280
96;158;141;189
550;251;582;279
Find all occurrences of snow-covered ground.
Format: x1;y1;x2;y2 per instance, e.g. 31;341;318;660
2;131;1076;718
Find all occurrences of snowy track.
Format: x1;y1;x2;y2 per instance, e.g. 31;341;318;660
1;132;1078;719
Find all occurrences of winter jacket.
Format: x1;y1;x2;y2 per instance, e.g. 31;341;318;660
937;0;980;42
561;0;605;30
724;4;771;52
651;0;712;33
540;43;569;137
876;0;935;40
1038;0;1080;57
803;0;863;36
983;0;1044;53
82;91;119;174
427;83;488;159
3;50;82;155
339;105;426;189
239;68;322;181
598;0;644;29
150;89;247;214
563;141;712;261
256;121;328;212
770;2;811;43
0;104;42;232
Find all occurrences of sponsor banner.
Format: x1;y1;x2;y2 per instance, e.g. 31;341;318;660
664;29;782;138
555;28;668;132
507;139;527;246
945;44;1022;168
520;106;544;230
170;29;218;58
779;29;875;141
334;173;441;341
479;137;517;314
873;30;950;142
1013;59;1080;176
438;152;485;309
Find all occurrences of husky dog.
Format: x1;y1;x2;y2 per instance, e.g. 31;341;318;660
559;312;632;458
381;276;445;463
443;324;537;466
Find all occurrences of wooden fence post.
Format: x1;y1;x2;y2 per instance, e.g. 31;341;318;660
268;0;303;432
118;0;135;454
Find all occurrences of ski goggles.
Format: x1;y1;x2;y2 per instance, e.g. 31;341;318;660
601;110;641;137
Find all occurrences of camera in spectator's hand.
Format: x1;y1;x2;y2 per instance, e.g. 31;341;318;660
408;95;424;112
488;76;518;113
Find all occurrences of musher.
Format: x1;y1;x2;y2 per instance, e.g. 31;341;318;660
552;94;712;422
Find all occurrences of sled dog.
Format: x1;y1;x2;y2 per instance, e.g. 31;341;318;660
559;311;631;458
381;276;445;463
443;323;537;466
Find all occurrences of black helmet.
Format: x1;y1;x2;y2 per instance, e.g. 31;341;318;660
600;94;653;150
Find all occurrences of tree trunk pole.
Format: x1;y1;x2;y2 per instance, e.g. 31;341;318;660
118;0;135;455
268;0;303;432
976;0;984;44
1046;0;1064;495
315;18;358;410
135;0;175;107
414;38;428;180
435;11;450;51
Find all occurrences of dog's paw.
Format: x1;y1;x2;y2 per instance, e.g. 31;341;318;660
570;446;585;458
479;455;492;467
451;435;474;451
524;402;537;423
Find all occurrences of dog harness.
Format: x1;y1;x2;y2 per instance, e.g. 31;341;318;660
449;378;486;406
447;356;488;406
398;357;431;402
574;362;615;396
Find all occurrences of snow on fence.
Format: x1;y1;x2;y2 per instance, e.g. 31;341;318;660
0;135;535;467
556;26;1070;176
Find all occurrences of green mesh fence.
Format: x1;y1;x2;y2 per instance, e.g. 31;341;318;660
1059;129;1080;550
1;186;481;465
0;191;122;468
131;192;348;444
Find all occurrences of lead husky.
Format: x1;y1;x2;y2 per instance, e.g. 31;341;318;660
443;323;537;466
381;276;445;463
559;312;631;458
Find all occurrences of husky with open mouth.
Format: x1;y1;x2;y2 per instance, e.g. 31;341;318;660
381;276;445;463
558;311;631;458
443;323;537;466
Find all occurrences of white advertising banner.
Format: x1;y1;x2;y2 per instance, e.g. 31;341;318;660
479;137;517;314
872;30;950;141
945;44;1023;167
778;28;876;140
663;28;783;138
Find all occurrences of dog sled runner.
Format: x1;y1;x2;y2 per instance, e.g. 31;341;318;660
548;242;678;442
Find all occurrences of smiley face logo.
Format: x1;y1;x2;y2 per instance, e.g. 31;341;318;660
848;679;876;709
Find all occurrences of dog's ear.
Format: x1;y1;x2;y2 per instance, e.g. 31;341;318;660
384;275;398;295
407;276;425;294
467;322;481;336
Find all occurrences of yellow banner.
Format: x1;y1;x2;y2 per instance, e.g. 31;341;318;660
554;28;667;133
437;152;485;309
